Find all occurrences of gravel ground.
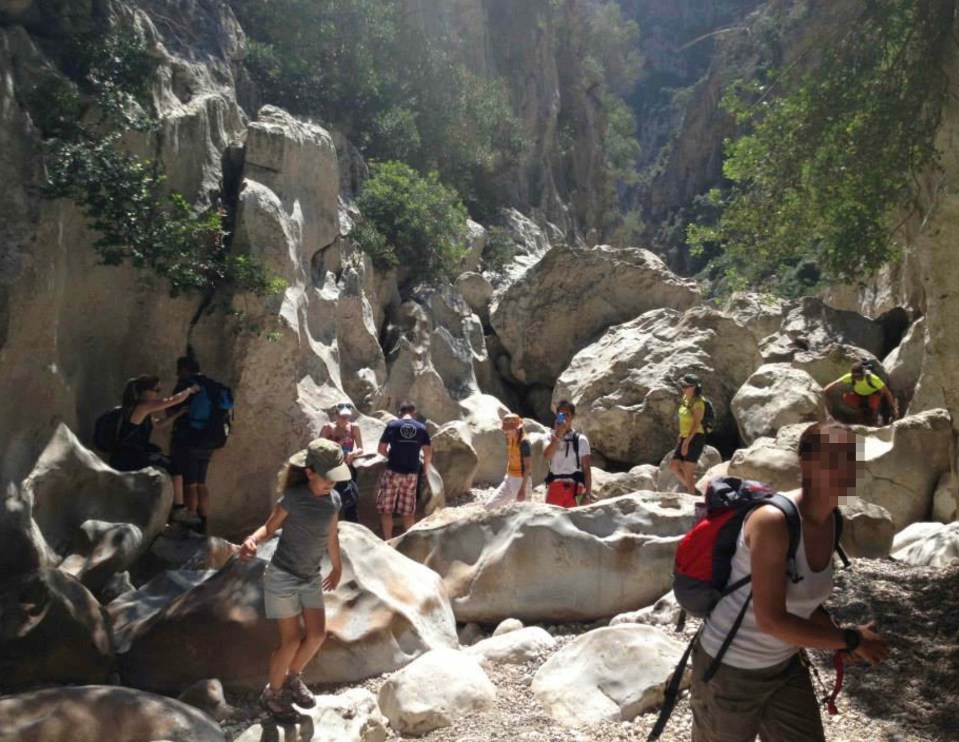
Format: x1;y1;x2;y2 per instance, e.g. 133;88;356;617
222;492;959;741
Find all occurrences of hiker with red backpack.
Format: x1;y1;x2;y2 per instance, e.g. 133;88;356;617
823;361;899;426
543;400;592;507
652;422;889;742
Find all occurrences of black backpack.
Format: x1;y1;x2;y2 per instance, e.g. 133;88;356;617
701;397;716;434
93;407;124;452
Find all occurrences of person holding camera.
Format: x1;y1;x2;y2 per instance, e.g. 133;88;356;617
543;400;592;507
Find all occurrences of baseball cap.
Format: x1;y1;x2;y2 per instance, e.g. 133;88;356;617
288;438;352;481
677;373;701;387
335;403;352;417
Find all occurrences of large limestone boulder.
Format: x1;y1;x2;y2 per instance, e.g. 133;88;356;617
0;686;225;742
455;271;494;325
891;522;959;567
22;425;172;593
884;318;925;413
377;648;496;735
394;493;696;623
0;480;54;580
727;425;805;493
459;220;489;274
491;245;700;386
591;465;659;500
465;626;557;664
787;344;882;387
731;364;826;445
554;306;760;465
430;421;481;499
729;412;953;529
933;471;958;523
0;570;114;692
777;297;886;358
531;625;689;726
857;410;953;528
113;524;457;693
723;292;785;342
839;499;895;559
235;688;388;742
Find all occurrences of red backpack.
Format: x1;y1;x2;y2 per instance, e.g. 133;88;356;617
648;476;849;741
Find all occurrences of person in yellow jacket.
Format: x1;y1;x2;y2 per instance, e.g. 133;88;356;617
669;373;707;495
484;413;533;509
823;361;898;426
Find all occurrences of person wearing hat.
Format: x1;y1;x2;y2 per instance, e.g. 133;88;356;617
239;438;350;723
668;373;707;495
320;403;364;522
484;413;533;510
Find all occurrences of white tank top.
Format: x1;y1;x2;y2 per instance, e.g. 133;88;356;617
700;502;835;669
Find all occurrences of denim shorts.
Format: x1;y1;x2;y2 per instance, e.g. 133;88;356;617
263;563;325;619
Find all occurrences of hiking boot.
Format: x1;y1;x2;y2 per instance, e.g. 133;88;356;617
258;686;300;724
283;672;316;708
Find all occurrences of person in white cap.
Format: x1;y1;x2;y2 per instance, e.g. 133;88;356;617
320;403;364;522
239;438;350;723
484;413;532;509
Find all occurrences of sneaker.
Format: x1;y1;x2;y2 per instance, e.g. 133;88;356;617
283;672;316;709
258;686;300;724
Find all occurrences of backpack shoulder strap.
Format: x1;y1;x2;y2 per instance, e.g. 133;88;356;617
833;508;850;567
572;432;581;470
764;493;803;581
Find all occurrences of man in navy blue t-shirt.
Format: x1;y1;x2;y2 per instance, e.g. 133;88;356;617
376;401;432;538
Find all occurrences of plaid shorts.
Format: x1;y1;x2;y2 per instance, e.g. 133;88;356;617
376;469;418;515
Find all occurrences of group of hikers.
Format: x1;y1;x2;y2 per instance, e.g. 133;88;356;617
97;357;896;732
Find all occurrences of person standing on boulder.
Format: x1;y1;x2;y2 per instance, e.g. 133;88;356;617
485;413;533;509
239;438;348;724
376;401;432;539
543;400;592;507
823;361;899;426
320;402;364;523
689;422;890;741
669;373;707;495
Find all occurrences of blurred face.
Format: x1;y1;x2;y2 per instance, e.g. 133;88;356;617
681;383;695;397
141;383;160;401
336;412;351;427
801;428;861;501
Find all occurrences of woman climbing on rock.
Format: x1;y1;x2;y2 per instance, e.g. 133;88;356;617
239;438;349;723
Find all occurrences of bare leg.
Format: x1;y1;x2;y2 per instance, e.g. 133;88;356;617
288;608;327;675
197;483;210;518
268;616;302;691
380;513;394;540
400;513;415;535
186;484;199;514
681;461;699;494
668;457;685;487
171;475;185;507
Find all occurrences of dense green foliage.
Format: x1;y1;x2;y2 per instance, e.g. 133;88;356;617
231;0;524;218
354;162;469;281
32;26;278;298
687;0;951;294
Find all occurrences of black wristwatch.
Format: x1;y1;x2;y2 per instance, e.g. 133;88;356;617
843;628;861;652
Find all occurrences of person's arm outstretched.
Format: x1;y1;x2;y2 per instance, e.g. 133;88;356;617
132;385;200;424
239;505;289;560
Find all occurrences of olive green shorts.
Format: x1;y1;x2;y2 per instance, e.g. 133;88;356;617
689;640;826;742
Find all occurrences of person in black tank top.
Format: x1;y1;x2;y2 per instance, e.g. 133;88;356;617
109;375;199;508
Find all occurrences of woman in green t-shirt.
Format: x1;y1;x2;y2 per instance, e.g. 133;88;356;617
668;373;707;494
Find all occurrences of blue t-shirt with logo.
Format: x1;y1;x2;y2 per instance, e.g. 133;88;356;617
380;418;431;474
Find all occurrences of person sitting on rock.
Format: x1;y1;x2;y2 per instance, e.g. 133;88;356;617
376;401;432;539
239;438;348;724
484;413;532;509
823;361;899;426
110;375;199;507
669;373;707;495
543;400;592;507
689;422;889;742
320;402;364;523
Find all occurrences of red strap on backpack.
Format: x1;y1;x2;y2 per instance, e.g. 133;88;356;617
826;651;844;715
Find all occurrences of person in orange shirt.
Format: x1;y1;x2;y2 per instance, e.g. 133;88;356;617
484;413;532;509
